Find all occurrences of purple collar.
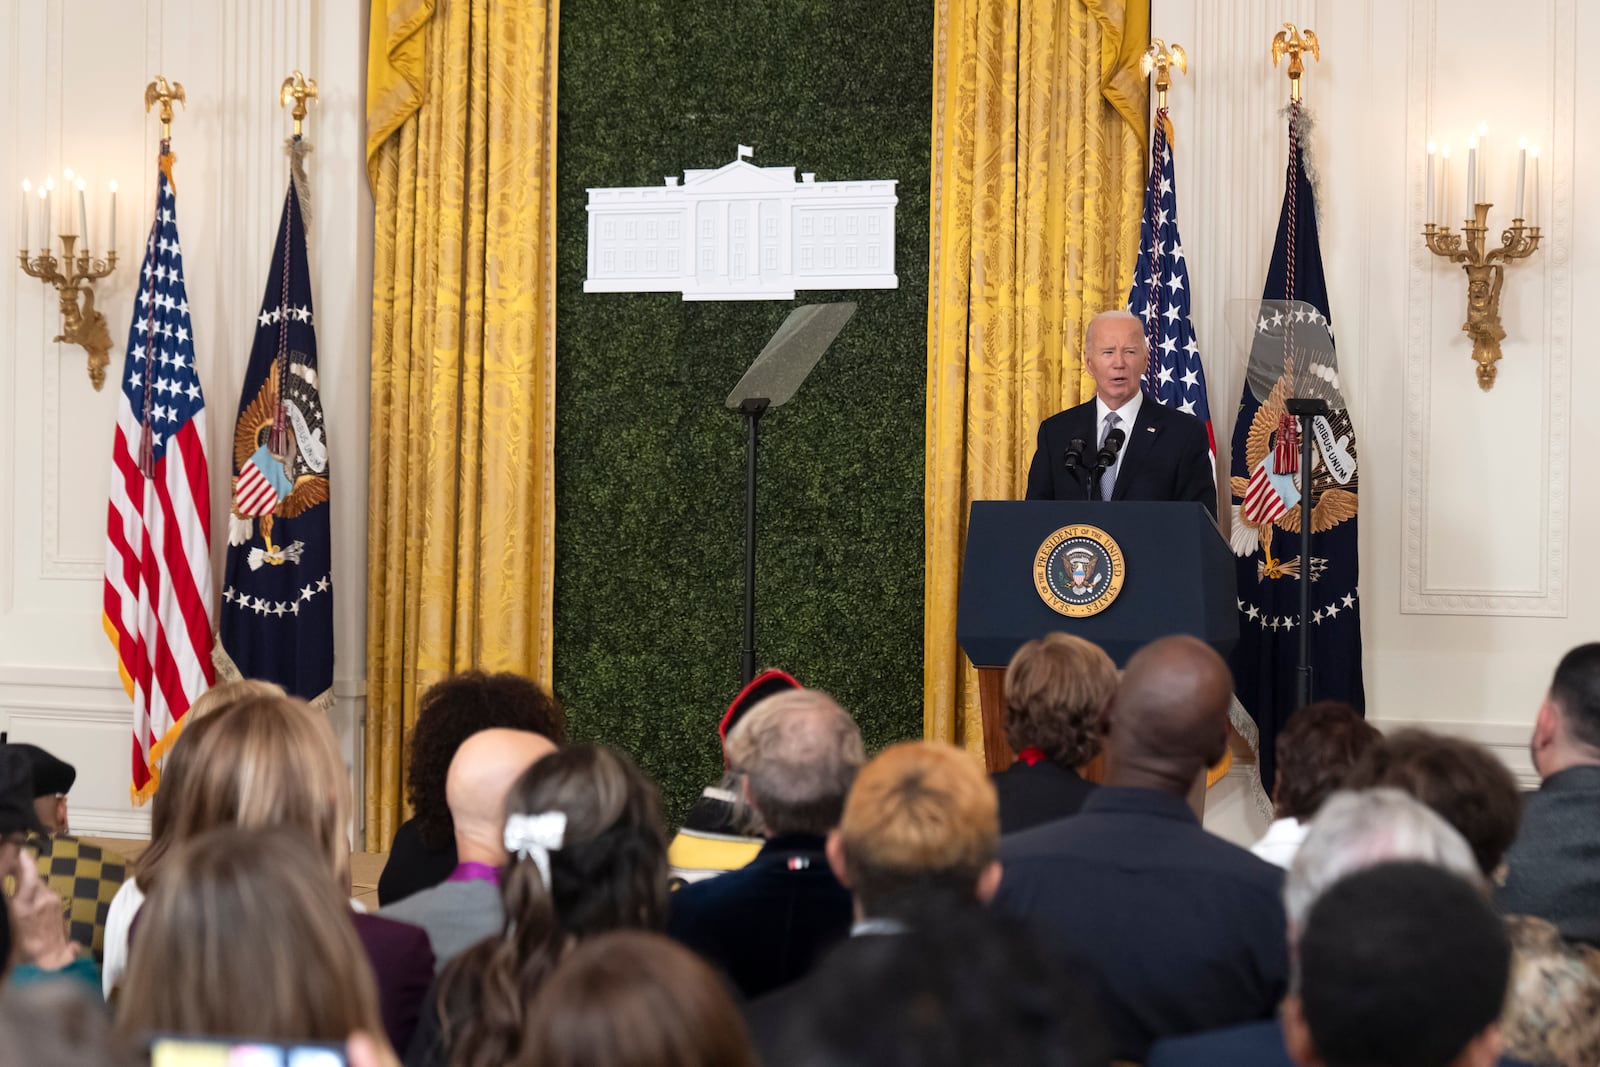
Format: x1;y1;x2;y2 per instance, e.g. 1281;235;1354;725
447;861;502;885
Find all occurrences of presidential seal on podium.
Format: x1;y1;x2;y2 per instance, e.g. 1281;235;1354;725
1033;524;1125;618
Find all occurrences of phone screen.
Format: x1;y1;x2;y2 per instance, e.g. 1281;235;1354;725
148;1036;348;1067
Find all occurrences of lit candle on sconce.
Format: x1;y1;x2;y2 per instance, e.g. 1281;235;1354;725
1426;142;1435;223
1530;145;1539;227
41;180;51;251
108;180;117;254
1466;134;1477;209
19;179;31;249
1441;146;1451;223
1477;121;1489;205
76;178;87;245
1516;138;1527;219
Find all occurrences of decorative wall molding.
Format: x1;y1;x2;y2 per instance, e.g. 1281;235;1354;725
1401;0;1574;617
1371;718;1537;789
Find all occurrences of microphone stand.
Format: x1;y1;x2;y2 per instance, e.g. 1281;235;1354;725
1283;396;1329;710
737;397;769;686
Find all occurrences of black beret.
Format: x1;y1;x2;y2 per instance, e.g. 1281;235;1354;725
0;749;48;835
10;743;76;797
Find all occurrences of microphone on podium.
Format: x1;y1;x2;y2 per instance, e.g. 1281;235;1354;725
1091;428;1126;500
1064;438;1088;476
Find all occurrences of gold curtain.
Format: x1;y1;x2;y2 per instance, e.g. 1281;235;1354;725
924;0;1148;756
364;0;559;847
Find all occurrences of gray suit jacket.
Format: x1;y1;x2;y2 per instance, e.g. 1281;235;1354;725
379;877;503;972
1497;765;1600;945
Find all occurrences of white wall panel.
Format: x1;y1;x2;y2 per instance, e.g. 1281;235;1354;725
0;0;370;838
1152;0;1596;791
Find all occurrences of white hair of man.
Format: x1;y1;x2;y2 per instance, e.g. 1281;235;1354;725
1285;787;1481;932
1085;308;1147;351
725;689;865;838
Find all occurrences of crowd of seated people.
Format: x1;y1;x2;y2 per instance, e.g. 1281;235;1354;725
0;643;1598;1067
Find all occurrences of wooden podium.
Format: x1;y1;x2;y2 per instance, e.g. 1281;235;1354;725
958;501;1237;774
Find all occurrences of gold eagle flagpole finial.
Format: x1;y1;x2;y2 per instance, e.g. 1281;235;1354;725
1141;39;1188;111
144;76;187;140
1270;24;1320;102
279;71;319;138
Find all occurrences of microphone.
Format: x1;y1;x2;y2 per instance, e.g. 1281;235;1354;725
1064;438;1087;474
1095;428;1126;470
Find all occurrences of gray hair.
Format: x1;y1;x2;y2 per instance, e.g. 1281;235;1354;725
725;690;864;837
1085;309;1146;351
1285;788;1482;932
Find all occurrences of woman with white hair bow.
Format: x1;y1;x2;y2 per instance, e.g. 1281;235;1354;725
405;744;671;1067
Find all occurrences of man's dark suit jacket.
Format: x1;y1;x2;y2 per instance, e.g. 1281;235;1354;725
1025;396;1216;517
1496;764;1600;944
991;760;1096;835
1146;1018;1539;1067
994;786;1288;1062
351;911;436;1055
666;833;853;999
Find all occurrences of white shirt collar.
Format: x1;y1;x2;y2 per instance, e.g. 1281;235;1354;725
1095;388;1144;433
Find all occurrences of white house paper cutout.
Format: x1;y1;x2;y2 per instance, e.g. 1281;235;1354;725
585;146;898;301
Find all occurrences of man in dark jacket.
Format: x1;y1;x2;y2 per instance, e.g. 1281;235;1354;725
666;688;863;998
1498;642;1600;944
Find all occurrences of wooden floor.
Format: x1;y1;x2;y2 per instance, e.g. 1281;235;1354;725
82;837;390;911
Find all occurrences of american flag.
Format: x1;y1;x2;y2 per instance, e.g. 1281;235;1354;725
101;149;214;803
1127;111;1215;458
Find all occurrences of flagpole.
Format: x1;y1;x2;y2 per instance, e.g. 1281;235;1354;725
1273;25;1322;710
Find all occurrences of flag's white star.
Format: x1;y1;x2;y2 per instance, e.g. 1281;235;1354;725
259;310;273;328
1168;242;1185;263
291;601;302;615
1245;604;1260;621
1157;364;1175;385
185;383;201;401
316;576;331;592
300;585;316;601
1257;315;1270;333
1163;304;1180;323
1340;593;1356;608
1159;332;1178;356
222;587;235;603
1164;273;1185;293
1326;602;1341;618
1312;608;1325;623
1178;398;1197;414
1183;337;1200;358
1270;310;1284;328
175;325;189;345
1181;367;1200;389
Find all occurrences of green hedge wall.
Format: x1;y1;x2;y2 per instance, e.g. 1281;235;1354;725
553;0;932;824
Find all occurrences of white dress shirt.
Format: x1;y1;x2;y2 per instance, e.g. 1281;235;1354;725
1093;389;1143;498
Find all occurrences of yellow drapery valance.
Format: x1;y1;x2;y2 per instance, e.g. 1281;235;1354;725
924;0;1148;759
364;0;559;847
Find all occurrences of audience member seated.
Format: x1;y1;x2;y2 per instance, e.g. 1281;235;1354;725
0;983;138;1067
995;635;1287;1062
667;689;864;998
746;740;1004;1056
0;746;100;994
518;931;758;1067
116;827;395;1064
667;669;799;885
101;678;284;997
413;744;670;1067
10;742;130;966
991;633;1118;833
1250;702;1382;869
378;671;566;907
1282;862;1511;1067
1342;728;1522;879
1498;642;1600;945
768;907;1109;1067
380;728;555;971
1147;788;1485;1067
143;692;435;1052
1498;914;1600;1067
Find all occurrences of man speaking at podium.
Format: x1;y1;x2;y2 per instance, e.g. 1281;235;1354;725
1024;310;1215;518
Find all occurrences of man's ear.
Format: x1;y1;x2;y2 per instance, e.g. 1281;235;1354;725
1280;996;1323;1067
53;796;68;836
1533;698;1560;751
975;860;1003;904
825;830;851;889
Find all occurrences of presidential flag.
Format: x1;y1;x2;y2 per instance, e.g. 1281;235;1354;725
101;148;215;802
1229;105;1365;792
1128;110;1214;459
218;160;333;706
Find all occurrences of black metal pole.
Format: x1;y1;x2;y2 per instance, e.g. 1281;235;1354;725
739;398;769;686
1295;412;1314;708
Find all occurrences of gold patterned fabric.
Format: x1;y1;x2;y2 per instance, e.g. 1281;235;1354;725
365;0;559;848
924;0;1148;757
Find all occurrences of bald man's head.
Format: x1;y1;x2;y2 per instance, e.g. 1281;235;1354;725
1106;636;1233;791
447;728;557;864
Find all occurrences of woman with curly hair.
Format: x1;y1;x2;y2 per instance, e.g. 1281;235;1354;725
377;671;566;906
991;632;1119;834
405;744;670;1067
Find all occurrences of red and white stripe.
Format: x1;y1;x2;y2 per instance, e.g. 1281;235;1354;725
1242;461;1290;526
102;395;214;802
234;460;282;516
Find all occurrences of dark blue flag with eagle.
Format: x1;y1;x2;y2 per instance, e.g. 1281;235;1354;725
218;152;332;706
1228;106;1364;794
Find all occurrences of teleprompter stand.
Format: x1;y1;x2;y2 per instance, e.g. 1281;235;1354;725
724;303;856;685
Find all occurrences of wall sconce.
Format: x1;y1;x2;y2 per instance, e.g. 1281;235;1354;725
17;170;119;390
1421;124;1541;392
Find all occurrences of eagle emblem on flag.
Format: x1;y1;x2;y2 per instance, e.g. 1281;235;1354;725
228;355;328;564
